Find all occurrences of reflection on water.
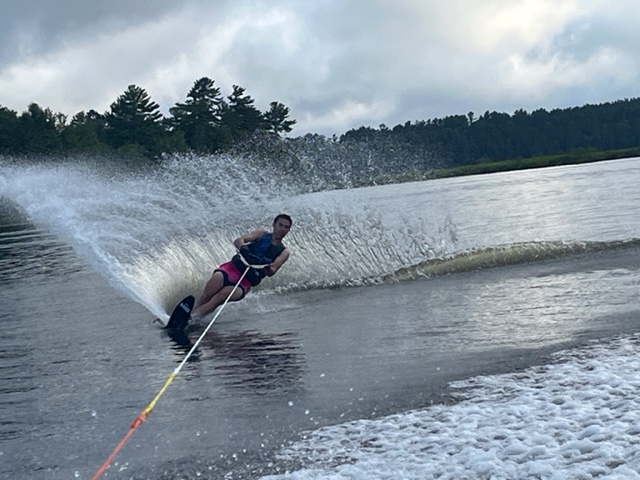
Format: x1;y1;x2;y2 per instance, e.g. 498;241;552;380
0;223;84;284
167;327;305;395
0;313;35;442
2;158;640;480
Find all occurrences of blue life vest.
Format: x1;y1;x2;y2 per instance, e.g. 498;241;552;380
231;232;285;286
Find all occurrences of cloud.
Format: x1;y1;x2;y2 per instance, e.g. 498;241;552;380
0;0;181;61
1;0;639;136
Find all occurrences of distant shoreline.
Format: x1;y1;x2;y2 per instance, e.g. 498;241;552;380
2;144;639;191
370;147;640;185
435;146;640;178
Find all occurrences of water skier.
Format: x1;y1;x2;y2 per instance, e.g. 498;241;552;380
190;214;292;322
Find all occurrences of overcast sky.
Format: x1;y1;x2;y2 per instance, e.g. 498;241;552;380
1;0;639;136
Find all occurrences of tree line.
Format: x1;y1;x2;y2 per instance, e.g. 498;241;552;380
2;76;640;177
341;98;640;168
0;77;296;159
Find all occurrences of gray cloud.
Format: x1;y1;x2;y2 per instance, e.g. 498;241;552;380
1;0;639;136
0;0;183;62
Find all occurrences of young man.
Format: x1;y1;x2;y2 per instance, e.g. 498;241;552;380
191;214;292;321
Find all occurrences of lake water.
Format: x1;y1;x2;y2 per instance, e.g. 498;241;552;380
1;155;639;479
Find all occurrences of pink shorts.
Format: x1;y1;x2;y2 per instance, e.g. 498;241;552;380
215;261;251;298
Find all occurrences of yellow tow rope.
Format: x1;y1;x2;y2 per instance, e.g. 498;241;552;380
91;266;251;479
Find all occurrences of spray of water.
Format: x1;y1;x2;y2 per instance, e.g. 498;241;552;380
0;149;456;319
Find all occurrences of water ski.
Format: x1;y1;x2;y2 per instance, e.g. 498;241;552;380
165;326;192;348
165;295;195;330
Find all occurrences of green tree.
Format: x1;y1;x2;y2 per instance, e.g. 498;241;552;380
169;77;225;151
0;106;19;153
104;85;166;157
221;85;265;139
61;109;110;153
17;103;62;153
263;101;296;134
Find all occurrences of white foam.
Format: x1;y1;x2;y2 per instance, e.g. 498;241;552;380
262;334;640;479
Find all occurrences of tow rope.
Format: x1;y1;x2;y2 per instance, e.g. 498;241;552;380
91;265;252;479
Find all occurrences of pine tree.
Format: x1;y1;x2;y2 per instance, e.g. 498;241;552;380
17;103;62;154
62;110;109;153
169;77;225;151
264;101;296;134
221;85;265;138
104;85;165;156
0;106;19;153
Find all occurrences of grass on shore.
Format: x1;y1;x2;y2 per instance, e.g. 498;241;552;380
431;146;640;179
366;146;640;186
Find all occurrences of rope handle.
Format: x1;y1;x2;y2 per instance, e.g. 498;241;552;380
236;248;271;269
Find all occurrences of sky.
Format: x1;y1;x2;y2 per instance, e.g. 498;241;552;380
1;0;639;137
